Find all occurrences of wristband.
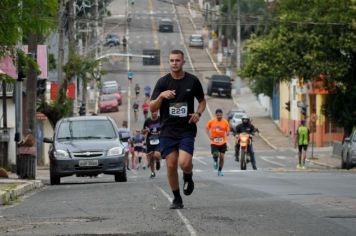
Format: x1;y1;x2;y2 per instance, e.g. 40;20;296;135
196;112;202;117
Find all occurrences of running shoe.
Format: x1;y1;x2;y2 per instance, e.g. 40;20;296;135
213;160;218;170
302;165;306;170
150;172;156;178
183;173;194;196
170;198;184;209
218;170;224;176
156;160;161;171
296;164;302;169
143;166;146;170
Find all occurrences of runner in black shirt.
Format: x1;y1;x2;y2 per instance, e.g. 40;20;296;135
150;49;206;209
143;111;161;178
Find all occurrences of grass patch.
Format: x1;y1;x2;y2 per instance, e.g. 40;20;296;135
0;183;24;192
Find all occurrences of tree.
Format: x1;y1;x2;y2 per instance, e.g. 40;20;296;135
240;0;356;135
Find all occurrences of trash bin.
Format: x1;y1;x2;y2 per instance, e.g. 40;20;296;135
17;147;36;179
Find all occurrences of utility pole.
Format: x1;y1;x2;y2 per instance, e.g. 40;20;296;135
57;0;66;89
217;0;223;65
68;0;76;115
1;80;8;168
236;0;241;94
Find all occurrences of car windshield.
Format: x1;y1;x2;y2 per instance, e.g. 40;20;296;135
100;95;116;101
191;36;202;41
102;86;118;94
57;120;117;140
234;113;245;119
106;34;118;39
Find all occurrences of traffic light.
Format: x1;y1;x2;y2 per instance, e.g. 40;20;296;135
285;101;290;112
79;104;86;116
301;106;307;117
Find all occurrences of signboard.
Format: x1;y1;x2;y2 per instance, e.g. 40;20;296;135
0;45;48;80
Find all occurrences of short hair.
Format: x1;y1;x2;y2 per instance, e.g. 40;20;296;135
215;109;223;114
170;49;184;57
122;121;128;127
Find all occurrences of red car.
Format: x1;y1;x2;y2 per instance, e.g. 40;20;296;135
99;94;119;113
101;86;122;105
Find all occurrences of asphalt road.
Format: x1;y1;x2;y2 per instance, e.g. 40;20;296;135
1;0;355;235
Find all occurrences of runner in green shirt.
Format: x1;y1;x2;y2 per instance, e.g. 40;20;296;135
296;120;310;169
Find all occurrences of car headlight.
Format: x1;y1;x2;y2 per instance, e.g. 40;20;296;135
351;149;356;156
108;146;124;156
54;149;69;158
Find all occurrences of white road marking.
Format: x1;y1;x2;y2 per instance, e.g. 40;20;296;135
193;156;208;165
157;186;198;236
260;156;286;167
276;155;287;160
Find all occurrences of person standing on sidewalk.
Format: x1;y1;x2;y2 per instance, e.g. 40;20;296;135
143;110;161;178
150;49;206;209
206;109;230;176
296;120;310;169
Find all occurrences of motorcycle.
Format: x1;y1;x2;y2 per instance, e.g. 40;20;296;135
236;132;252;170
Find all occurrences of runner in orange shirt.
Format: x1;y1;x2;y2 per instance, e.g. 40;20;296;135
206;109;230;176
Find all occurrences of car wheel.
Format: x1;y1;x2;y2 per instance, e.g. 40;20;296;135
115;168;127;182
207;88;212;96
346;154;352;170
50;172;60;185
341;152;346;169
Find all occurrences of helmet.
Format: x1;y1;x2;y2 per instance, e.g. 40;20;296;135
241;114;250;124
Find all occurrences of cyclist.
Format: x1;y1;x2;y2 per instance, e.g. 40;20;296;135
128;70;133;83
143;110;161;178
122;36;127;51
135;83;140;98
133;100;139;121
144;85;152;98
235;114;258;170
206;109;230;176
142;99;150;120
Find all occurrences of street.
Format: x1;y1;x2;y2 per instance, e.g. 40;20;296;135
1;0;356;235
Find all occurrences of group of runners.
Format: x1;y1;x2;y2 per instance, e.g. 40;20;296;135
118;111;161;178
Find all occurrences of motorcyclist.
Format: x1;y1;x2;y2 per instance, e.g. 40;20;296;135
235;114;258;170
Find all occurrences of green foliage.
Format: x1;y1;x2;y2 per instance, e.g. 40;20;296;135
0;0;57;48
38;97;73;129
240;0;356;134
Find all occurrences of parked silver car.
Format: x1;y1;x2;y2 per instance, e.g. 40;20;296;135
341;130;356;170
229;110;247;133
189;34;204;48
44;116;127;185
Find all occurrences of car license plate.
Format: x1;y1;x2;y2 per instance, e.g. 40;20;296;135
79;160;99;167
218;88;224;91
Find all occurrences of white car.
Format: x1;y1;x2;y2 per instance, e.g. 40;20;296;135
341;130;356;170
102;81;121;93
229;111;247;133
189;34;204;48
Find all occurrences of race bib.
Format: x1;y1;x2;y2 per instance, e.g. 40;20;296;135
169;102;188;117
214;137;224;143
149;138;160;145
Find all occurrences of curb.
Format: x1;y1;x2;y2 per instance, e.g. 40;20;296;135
0;180;44;206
